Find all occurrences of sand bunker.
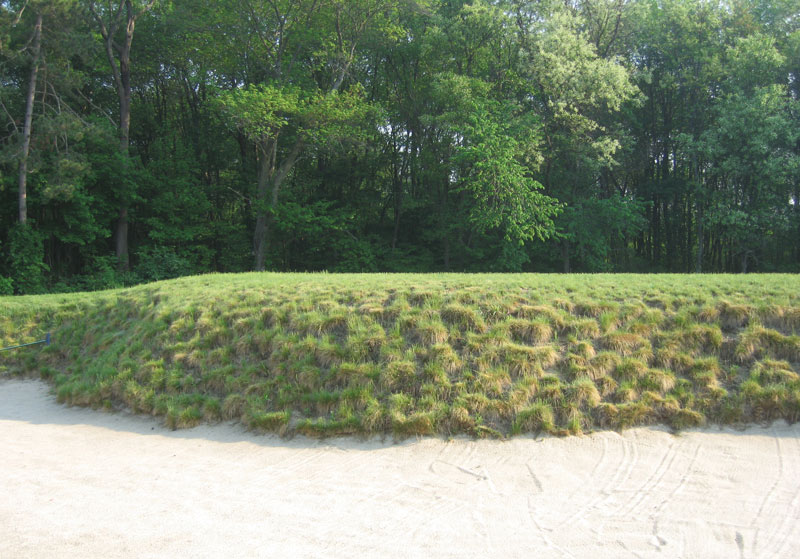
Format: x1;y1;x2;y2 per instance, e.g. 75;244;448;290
2;379;799;558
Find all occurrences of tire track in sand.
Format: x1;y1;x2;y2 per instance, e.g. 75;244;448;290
761;433;800;559
652;442;701;516
559;431;638;528
526;496;576;559
615;437;678;518
751;431;784;557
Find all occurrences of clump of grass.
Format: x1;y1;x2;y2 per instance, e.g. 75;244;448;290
567;318;600;339
505;318;553;344
500;343;559;377
407;290;440;307
575;301;618;318
740;380;796;423
507;375;539;412
596;375;618;397
615;381;639;403
614;402;652;429
296;417;361;438
384;295;412;319
513;305;567;331
315;335;346;368
570;339;596;359
475;367;512;397
512;400;555;434
614;358;649;382
593;402;619;428
760;306;800;333
380;360;417;391
654;347;694;374
689;357;723;390
333;362;377;389
391;410;436;438
415;319;450;345
666;408;705;430
638;368;677;393
750;359;800;385
424;343;462;374
440;304;487;333
736;325;800;363
717;301;753;330
345;319;386;362
598;311;619;334
448;404;475;431
567;377;601;408
562;352;590;380
602;332;650;356
589;351;621;379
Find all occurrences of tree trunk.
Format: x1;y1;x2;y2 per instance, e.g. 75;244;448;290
562;239;571;273
18;12;42;225
696;203;704;273
253;141;275;272
391;170;402;251
253;139;302;271
114;10;135;271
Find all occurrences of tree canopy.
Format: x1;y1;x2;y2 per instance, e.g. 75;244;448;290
1;0;799;292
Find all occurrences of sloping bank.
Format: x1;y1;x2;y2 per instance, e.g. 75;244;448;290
2;273;799;438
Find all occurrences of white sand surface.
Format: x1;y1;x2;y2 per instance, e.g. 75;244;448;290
2;379;799;558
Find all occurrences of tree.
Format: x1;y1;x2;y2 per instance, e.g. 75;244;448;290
434;73;562;244
87;0;159;270
16;7;41;224
512;3;638;271
222;0;398;271
217;84;375;270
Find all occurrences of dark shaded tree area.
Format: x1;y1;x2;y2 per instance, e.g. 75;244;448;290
1;0;798;293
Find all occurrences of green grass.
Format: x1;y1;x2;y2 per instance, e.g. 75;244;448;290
2;272;800;438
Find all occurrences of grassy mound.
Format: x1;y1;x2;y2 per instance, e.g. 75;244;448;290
2;273;800;438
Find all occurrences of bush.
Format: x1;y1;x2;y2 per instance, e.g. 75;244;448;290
79;255;126;291
0;276;12;295
5;224;48;294
134;246;194;282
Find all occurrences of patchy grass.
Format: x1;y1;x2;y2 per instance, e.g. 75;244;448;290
2;273;800;438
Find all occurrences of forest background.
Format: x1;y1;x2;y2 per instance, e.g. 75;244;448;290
1;0;799;295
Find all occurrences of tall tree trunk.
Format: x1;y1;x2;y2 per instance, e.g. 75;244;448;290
18;12;43;225
562;238;571;273
253;141;275;272
253;139;302;271
691;154;703;273
114;11;134;271
391;168;402;251
696;203;704;273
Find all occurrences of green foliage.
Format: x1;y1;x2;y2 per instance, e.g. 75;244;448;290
1;0;800;286
5;224;48;294
0;275;12;295
451;91;562;243
135;246;194;283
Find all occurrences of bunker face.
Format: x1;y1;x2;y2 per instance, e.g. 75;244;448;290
2;379;799;558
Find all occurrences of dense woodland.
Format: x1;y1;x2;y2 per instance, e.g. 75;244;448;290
1;0;799;293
